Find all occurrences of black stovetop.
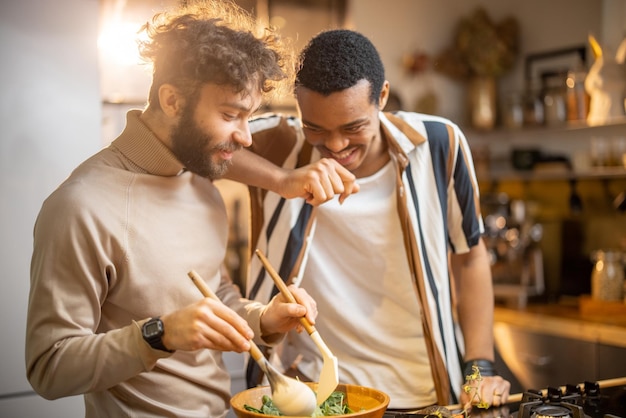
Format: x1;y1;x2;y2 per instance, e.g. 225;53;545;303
481;382;626;418
383;381;626;418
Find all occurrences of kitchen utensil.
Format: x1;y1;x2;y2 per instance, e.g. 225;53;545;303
255;249;339;406
614;190;626;212
569;178;583;214
230;382;389;418
187;270;316;417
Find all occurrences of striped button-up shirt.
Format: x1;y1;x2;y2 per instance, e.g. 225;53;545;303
245;111;484;405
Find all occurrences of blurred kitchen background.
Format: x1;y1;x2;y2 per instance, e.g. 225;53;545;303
1;0;626;416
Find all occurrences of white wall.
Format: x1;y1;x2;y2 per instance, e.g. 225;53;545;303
0;0;100;416
349;0;604;124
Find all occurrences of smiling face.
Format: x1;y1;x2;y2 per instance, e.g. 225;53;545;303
297;79;390;178
170;82;261;180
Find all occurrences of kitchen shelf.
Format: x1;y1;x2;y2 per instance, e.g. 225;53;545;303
468;118;626;182
480;166;626;183
465;117;626;138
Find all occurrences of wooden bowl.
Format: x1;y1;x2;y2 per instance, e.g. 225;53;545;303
230;382;390;418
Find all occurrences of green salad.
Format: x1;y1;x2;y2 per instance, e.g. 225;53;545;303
244;391;356;416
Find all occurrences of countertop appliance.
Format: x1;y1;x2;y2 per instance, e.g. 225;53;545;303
482;193;545;308
509;381;626;418
382;379;626;418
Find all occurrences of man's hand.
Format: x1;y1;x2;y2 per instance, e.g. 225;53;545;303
158;284;317;354
226;149;359;205
276;158;360;206
259;285;318;337
460;375;511;408
160;299;254;353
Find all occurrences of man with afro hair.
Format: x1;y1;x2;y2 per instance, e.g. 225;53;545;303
228;29;511;410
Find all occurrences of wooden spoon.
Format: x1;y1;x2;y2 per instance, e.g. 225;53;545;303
255;249;339;406
188;270;316;416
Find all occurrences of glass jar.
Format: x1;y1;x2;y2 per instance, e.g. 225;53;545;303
502;91;524;129
565;61;589;122
591;250;624;302
542;72;567;126
522;79;544;127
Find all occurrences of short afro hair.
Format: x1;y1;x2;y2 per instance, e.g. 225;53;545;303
295;29;385;104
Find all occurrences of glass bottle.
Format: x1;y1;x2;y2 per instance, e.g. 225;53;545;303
503;91;524;129
523;78;544;127
566;59;589;122
591;250;624;302
542;72;567;126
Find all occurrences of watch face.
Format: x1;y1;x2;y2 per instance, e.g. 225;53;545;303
144;320;162;337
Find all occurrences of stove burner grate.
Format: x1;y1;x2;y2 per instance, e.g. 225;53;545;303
532;404;583;418
514;386;590;418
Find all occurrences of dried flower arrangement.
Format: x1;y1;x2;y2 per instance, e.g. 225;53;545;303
434;8;519;80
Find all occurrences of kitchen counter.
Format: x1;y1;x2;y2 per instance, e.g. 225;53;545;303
494;298;626;348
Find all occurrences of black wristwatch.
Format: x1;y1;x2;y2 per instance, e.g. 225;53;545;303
142;317;172;352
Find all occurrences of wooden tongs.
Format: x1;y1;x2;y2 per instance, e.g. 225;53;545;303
255;248;339;406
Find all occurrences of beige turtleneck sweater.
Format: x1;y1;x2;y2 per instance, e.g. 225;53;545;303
26;110;266;418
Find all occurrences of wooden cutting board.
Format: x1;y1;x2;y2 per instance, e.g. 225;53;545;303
579;295;626;316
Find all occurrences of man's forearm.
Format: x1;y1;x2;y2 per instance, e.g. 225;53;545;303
453;240;495;362
226;148;285;193
226;147;359;206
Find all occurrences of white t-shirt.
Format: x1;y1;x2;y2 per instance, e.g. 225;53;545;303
287;160;437;408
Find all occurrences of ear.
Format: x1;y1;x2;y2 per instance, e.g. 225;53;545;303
616;37;626;64
378;81;390;110
158;84;184;118
588;34;603;60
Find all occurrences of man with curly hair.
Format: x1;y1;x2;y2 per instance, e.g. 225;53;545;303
25;1;335;416
228;29;511;411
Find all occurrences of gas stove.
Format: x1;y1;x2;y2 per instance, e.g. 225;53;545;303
382;380;626;418
507;380;626;418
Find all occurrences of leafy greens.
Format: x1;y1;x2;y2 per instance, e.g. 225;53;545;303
244;391;356;416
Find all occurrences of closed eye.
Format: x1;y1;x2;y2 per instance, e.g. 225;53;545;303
343;121;368;134
344;125;363;133
303;125;324;134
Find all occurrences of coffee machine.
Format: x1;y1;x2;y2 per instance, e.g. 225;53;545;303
482;193;545;308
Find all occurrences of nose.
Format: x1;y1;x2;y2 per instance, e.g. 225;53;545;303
323;131;349;153
234;121;252;147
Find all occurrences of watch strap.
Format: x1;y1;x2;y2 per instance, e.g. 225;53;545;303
142;317;173;353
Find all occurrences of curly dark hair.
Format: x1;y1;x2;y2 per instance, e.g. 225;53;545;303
138;0;293;108
295;29;385;104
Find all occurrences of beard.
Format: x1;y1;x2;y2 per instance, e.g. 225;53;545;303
170;105;240;180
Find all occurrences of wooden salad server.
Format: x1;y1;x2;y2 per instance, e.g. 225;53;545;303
188;270;316;416
255;248;339;406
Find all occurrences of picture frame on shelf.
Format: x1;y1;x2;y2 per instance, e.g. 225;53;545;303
524;45;587;83
524;46;588;125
